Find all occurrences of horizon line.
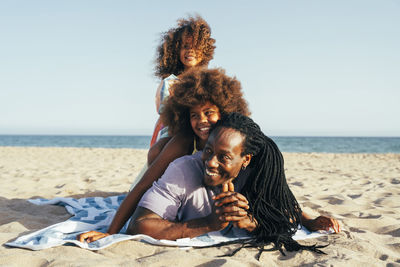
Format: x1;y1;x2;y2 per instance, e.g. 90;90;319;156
1;134;399;138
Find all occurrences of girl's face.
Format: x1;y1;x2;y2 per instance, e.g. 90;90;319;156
190;102;220;143
179;36;202;70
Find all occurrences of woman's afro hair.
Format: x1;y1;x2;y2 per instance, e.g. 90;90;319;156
160;67;250;136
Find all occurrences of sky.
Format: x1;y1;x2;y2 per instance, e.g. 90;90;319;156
1;0;399;137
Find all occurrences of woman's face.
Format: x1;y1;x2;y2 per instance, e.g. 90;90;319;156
179;36;202;70
189;102;220;142
202;127;251;187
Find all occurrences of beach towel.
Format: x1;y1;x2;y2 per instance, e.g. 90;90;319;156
5;195;332;251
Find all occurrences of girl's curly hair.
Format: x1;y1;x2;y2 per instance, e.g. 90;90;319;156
154;15;216;79
160;67;250;136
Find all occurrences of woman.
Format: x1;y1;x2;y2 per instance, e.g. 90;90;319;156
78;68;250;242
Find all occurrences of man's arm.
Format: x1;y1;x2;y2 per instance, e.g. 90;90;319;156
128;182;256;240
301;211;341;233
127;207;224;240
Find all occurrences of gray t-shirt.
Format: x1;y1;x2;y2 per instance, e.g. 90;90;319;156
138;152;218;222
138;151;251;223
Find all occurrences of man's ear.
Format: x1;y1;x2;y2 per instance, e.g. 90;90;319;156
242;154;252;168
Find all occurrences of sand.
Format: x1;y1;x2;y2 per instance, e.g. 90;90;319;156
1;146;399;266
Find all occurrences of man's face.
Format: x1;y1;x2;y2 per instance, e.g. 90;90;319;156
202;127;251;187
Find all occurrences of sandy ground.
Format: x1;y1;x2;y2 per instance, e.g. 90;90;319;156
0;147;399;266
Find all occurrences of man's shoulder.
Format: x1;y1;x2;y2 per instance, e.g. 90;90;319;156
164;152;203;188
171;151;203;170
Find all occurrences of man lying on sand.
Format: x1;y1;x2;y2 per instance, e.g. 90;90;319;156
85;113;340;255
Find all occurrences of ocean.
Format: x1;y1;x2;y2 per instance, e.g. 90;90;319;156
1;135;399;153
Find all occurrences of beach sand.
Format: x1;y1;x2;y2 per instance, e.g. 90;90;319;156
1;147;399;266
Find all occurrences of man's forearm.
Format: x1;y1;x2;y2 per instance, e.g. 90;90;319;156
129;216;216;240
300;211;314;229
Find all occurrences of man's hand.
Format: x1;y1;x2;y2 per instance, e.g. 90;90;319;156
233;214;257;232
210;182;256;232
77;231;110;243
303;215;341;233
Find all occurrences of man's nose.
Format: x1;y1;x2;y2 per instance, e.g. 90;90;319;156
206;154;218;168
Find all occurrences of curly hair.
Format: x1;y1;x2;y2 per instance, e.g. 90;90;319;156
160;68;250;136
154;15;216;79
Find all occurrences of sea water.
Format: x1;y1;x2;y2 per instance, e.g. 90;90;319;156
1;135;399;153
0;135;150;149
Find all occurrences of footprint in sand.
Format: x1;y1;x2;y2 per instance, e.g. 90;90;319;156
327;197;344;205
347;194;362;199
378;225;400;237
290;181;303;187
349;227;366;233
379;254;388;261
340;212;381;219
373;198;385;206
391;178;400;184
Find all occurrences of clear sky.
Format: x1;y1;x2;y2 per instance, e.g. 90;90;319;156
1;0;399;136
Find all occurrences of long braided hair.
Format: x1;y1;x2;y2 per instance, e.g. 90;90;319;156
207;113;327;259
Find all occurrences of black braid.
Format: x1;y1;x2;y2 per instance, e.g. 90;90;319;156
200;113;328;258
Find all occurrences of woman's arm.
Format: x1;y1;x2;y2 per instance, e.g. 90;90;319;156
147;137;171;165
78;133;193;243
107;133;194;234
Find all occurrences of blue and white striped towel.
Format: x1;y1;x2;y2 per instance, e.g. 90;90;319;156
5;195;330;250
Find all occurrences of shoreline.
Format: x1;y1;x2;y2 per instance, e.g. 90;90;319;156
1;147;399;266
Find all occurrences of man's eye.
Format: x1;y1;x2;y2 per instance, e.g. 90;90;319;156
217;155;228;162
223;155;231;160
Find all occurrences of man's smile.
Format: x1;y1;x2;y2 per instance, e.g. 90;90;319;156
205;167;219;177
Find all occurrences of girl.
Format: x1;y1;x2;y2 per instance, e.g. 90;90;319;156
150;14;216;147
143;14;215;186
79;68;250;242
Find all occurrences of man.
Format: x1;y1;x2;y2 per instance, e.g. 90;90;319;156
80;113;339;255
127;125;256;240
